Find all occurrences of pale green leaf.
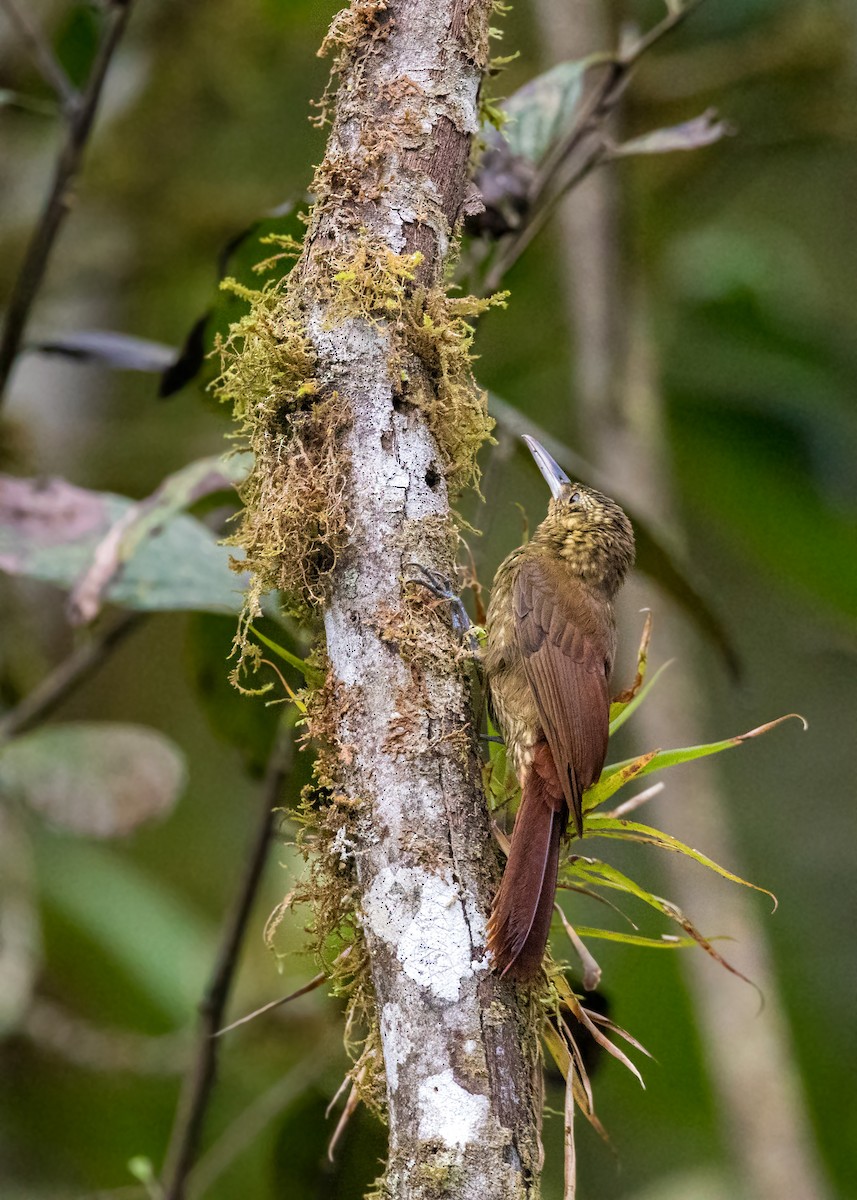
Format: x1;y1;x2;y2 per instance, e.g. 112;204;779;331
570;926;698;949
0;722;186;838
609;660;671;736
584;815;777;907
599;713;806;786
248;624;322;686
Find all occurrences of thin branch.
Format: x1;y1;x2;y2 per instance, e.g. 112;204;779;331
482;2;703;292
0;0;79;111
0;0;136;407
186;1049;334;1200
160;722;294;1200
0;611;142;741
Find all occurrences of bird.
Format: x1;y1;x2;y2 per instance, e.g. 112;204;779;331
484;435;635;981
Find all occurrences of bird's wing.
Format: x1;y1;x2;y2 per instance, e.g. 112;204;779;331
513;559;612;835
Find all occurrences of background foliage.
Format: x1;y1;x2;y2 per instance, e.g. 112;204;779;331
0;1;855;1198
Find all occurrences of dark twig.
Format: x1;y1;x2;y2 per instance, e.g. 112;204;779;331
160;722;295;1200
0;611;142;741
0;0;79;111
0;0;136;407
482;1;702;292
186;1049;334;1200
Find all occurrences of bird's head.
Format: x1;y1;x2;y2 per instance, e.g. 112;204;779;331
522;435;635;592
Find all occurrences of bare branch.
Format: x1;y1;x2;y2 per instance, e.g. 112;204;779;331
0;0;78;111
483;2;705;291
0;612;142;742
0;0;136;407
160;723;294;1200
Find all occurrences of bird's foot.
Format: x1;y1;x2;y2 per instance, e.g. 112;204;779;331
406;563;481;652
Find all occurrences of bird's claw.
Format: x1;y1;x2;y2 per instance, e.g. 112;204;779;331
406;563;479;651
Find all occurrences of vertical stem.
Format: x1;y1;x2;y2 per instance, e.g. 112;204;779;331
0;0;135;407
160;726;294;1200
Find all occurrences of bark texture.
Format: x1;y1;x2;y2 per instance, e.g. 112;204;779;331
288;3;542;1196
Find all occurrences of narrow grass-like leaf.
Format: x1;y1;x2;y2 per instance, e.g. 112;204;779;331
609;612;652;724
601;713;807;782
564;856;668;912
583;750;658;813
609;661;672;737
248;624;322;686
584;816;777;908
560;990;645;1088
564;858;755;981
571;927;698;949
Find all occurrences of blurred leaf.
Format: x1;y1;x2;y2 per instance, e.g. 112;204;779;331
609;109;732;157
0;805;40;1033
159;312;211;397
633;519;741;678
0;474;246;617
675;409;857;624
0;722;187;838
67;453;251;624
501;57;602;165
55;2;100;88
186;614;280;775
35;836;215;1022
30;331;177;373
0;89;57;117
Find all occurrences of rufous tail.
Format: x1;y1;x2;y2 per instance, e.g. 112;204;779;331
487;741;566;981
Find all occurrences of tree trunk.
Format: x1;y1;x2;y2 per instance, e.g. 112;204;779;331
262;2;543;1196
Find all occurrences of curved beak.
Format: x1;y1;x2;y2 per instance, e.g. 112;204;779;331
522;435;570;501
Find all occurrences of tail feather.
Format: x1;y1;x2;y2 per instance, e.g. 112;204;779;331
488;758;566;981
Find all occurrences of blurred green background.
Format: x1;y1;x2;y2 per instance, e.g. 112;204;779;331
1;1;855;1198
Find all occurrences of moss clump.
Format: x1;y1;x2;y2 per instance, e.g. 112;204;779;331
313;0;391;130
313;236;503;497
214;241;350;615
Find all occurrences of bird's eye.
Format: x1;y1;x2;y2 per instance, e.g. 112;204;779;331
569;491;581;504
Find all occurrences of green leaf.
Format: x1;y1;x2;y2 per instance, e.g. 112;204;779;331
0;722;187;838
0;473;245;618
563;856;755;984
583;750;658;813
609;109;731;158
570;926;698;949
500;56;605;165
583;815;777;907
598;713;806;790
186;615;282;775
34;836;215;1022
248;623;322;686
67;454;252;624
609;660;671;736
565;855;668;913
0;805;40;1033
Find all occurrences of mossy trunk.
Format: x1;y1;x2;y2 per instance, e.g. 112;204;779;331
227;2;544;1197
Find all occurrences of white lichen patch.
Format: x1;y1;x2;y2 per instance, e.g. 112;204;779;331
381;1001;414;1092
362;866;486;1001
417;1068;489;1148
